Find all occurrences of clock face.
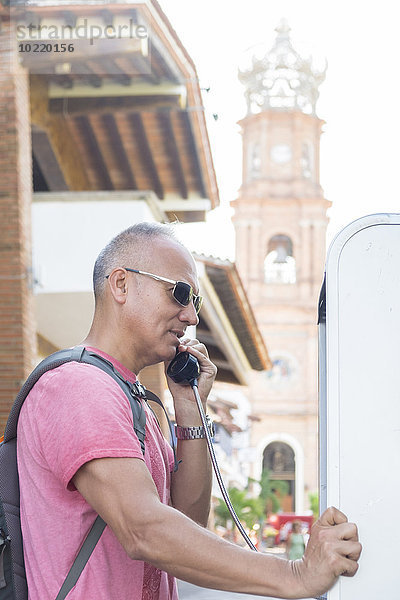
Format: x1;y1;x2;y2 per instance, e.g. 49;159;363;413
270;144;292;164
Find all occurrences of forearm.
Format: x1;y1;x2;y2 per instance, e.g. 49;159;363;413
126;501;302;599
75;458;300;597
75;459;360;599
171;402;212;524
171;437;212;524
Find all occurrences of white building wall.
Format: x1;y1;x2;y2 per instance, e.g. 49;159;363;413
32;197;158;294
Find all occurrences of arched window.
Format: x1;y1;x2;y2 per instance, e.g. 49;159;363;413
263;441;295;473
263;441;295;512
264;235;296;284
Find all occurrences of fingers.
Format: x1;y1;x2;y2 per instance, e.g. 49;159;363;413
316;508;360;549
298;507;361;596
178;339;211;365
179;338;208;356
328;520;359;542
172;339;217;387
343;541;362;562
338;554;360;577
318;506;348;527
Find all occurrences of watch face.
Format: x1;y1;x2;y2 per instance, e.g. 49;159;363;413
270;144;292;164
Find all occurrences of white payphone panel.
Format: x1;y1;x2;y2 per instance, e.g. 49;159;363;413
320;214;400;599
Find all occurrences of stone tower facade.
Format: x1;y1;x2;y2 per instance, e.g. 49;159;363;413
232;21;331;512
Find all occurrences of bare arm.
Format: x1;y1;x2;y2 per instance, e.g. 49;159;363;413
170;432;212;525
73;457;361;599
167;339;215;525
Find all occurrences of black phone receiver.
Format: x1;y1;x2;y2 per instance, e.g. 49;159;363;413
167;351;200;385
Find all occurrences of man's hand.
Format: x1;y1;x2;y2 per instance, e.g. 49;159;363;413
290;507;362;598
165;338;217;420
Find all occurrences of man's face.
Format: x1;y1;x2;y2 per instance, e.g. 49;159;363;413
124;237;200;369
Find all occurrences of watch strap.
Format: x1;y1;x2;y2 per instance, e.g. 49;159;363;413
175;416;215;440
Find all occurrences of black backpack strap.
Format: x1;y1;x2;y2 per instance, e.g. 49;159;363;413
4;346;86;442
78;349;147;456
4;347;147;455
55;515;106;600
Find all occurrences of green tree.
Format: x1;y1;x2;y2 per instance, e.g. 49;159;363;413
252;470;290;515
214;470;290;535
214;487;264;530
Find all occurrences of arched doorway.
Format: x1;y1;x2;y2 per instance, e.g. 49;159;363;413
263;441;295;512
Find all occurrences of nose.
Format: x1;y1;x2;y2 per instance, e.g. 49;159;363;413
179;301;199;326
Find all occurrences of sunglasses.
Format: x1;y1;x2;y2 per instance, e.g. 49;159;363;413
107;268;203;314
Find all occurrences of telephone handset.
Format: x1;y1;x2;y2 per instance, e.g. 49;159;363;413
166;350;257;552
167;351;200;385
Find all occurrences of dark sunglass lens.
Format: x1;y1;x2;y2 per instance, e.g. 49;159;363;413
174;282;191;306
193;296;203;314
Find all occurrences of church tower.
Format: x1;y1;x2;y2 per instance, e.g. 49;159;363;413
232;21;330;512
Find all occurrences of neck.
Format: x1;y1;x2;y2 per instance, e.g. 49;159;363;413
82;334;143;374
82;311;143;373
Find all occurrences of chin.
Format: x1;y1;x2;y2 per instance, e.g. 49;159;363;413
166;345;178;361
154;346;177;366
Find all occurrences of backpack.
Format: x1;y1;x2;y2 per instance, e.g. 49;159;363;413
0;345;170;600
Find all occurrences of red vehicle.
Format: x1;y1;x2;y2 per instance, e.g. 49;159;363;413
267;513;314;544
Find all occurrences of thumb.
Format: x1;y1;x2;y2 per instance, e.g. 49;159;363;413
318;506;348;527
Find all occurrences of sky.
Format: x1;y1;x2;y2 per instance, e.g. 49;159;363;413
159;0;400;260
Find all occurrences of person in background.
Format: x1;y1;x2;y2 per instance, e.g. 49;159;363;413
286;521;306;561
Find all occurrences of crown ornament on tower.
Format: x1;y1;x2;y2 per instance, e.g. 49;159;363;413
238;18;327;116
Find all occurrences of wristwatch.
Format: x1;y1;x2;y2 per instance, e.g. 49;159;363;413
175;415;215;440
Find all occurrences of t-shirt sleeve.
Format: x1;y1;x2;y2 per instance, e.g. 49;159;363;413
32;362;144;490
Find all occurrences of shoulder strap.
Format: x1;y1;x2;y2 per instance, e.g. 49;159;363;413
4;346;86;443
4;346;147;455
55;515;106;600
76;348;147;456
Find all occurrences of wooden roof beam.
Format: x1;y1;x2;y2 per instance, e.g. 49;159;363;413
180;111;207;198
75;62;103;88
101;59;132;87
32;129;68;191
49;95;182;116
101;113;137;190
49;81;186;100
128;112;164;199
158;110;188;199
73;115;113;190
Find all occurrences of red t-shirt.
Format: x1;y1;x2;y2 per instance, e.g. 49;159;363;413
17;347;178;600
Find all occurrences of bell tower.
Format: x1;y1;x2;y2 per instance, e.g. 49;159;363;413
232;20;330;512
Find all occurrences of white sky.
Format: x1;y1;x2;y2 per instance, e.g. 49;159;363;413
160;0;400;259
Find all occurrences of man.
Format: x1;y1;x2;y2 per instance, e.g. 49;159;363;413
18;222;361;599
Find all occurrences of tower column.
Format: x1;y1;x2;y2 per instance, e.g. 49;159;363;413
299;219;312;297
249;220;262;283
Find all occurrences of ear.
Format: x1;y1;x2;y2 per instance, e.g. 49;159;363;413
106;268;128;305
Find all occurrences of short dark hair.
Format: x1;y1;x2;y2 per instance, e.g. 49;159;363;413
93;222;178;303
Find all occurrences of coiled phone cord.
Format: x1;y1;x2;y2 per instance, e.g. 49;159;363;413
191;380;258;552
